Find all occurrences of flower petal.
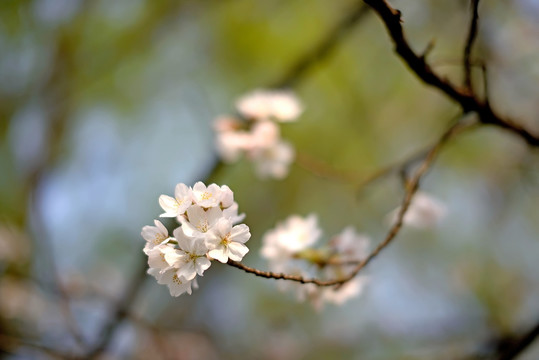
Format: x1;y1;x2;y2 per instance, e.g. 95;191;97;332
227;242;249;261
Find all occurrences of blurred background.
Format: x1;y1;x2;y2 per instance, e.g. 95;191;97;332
1;0;538;359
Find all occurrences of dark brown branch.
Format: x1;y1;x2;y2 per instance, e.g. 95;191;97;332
271;3;370;89
363;0;539;147
463;0;480;90
495;319;539;360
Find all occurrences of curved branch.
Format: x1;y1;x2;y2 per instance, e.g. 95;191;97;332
228;121;468;287
363;0;539;147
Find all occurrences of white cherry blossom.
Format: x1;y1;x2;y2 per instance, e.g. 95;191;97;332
220;185;234;208
215;129;253;163
144;182;250;297
181;205;223;238
192;182;222;208
251;140;295;180
261;214;321;259
248;121;280;149
222;202;246;224
159;183;193;217
330;226;370;263
146;245;175;273
141;220;170;253
165;228;211;281
235;89;303;122
149;268;194;297
206;218;251;263
322;277;368;306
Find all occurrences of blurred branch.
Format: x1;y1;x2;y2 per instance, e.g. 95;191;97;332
83;254;147;359
462;317;539;360
271;3;370;89
354;113;476;196
21;30;86;350
363;0;539;147
463;0;480;91
494;319;539;360
228;120;469;287
0;334;77;360
295;151;361;184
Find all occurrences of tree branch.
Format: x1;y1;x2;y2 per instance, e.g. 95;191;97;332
227;120;468;287
463;0;480;91
363;0;539;147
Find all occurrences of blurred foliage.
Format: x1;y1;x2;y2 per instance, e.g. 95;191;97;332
0;0;538;359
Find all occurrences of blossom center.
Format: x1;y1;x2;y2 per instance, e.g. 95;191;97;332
196;219;209;232
153;234;167;245
201;192;212;200
172;274;183;285
220;233;231;246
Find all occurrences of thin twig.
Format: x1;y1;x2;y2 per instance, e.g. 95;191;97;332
463;0;480;91
363;0;539;147
228;121;468;287
295;151;361;184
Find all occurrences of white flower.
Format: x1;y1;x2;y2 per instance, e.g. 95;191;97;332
215;130;252;163
165;228;211;281
146;245;175;273
235;89;303;122
330;227;369;263
149;268;194;297
268;91;304;122
141;220;170;253
261;214;321;259
206;218;251;263
322;277;368;306
388;191;447;229
222;202;246;224
220;185;234;208
144;182;250;297
192;182;222;208
248;121;280;150
251;140;295;180
159;183;193;217
181;205;223;238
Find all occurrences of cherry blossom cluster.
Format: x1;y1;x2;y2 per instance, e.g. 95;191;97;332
214;89;304;179
261;214;370;309
142;182;251;296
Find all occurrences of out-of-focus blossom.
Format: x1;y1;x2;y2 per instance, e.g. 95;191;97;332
388;191;447;229
213;89;303;179
235;89;303;122
261;214;321;259
251;139;295;180
261;216;370;309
